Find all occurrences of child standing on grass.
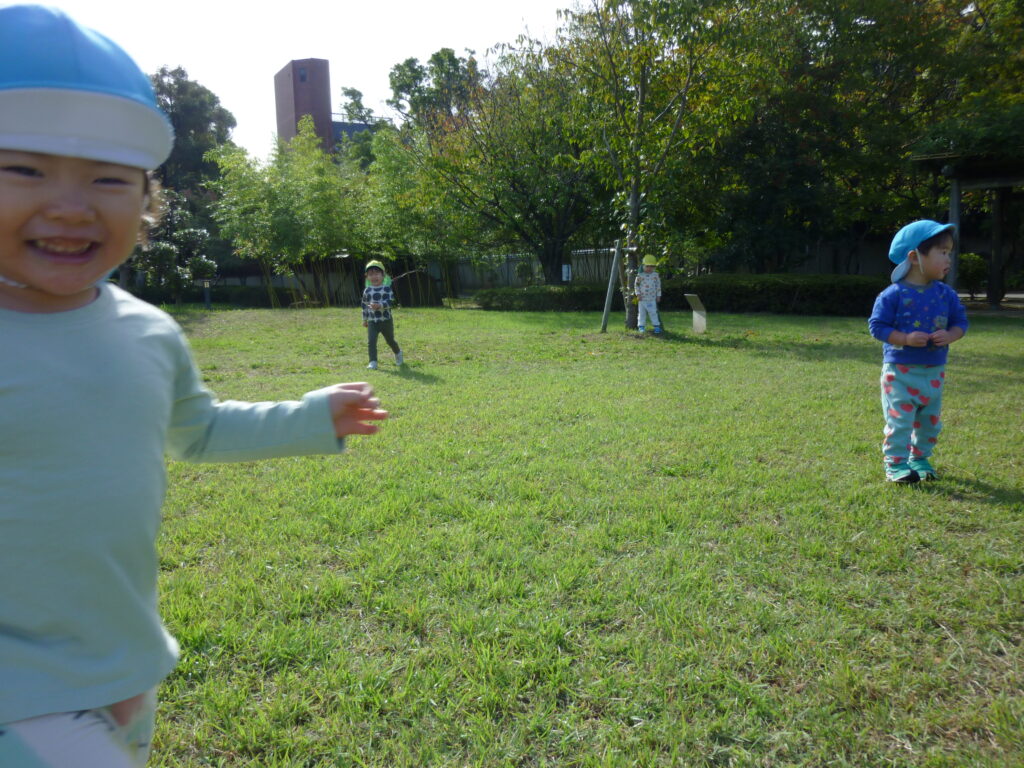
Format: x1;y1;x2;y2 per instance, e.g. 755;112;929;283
362;259;403;369
0;6;387;766
869;220;968;484
634;255;662;334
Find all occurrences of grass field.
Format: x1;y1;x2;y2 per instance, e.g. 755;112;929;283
153;307;1023;767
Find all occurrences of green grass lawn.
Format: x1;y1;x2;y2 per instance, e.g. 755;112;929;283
153;307;1023;767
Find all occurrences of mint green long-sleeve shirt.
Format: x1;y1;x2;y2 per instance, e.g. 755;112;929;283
1;284;344;723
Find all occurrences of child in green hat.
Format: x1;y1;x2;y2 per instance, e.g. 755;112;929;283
362;260;404;369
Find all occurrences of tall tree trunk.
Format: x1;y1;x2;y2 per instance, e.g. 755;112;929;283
623;180;642;330
539;241;567;285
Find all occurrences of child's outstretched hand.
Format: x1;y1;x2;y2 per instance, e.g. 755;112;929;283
328;383;388;438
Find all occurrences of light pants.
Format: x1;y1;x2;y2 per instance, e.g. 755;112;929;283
880;363;945;467
0;689;156;768
637;299;660;329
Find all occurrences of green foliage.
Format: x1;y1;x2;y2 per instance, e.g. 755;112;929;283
207;117;365;305
382;42;607;284
476;274;888;315
958;252;988;299
199;2;1024;286
663;273;889;316
914;0;1024;166
552;0;771;327
131;190;213;304
475;284;625;311
152;66;236;193
362;128;488;283
387;48;481;126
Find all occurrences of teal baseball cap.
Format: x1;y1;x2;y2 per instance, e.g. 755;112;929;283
888;220;956;282
0;4;173;169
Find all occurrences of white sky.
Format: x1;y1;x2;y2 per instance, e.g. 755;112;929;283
47;0;575;159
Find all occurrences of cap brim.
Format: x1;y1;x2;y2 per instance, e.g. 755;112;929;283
891;259;912;282
0;88;173;169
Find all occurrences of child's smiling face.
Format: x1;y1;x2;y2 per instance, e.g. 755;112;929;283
366;268;384;286
0;150;146;312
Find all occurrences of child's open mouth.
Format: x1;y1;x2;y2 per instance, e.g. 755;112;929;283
31;239;98;261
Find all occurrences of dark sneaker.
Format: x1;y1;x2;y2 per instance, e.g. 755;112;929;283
909;458;937;481
886;464;920;484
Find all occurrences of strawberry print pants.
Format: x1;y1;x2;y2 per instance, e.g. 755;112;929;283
880;363;945;467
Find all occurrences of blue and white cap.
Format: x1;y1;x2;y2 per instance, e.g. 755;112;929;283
0;4;173;170
888;220;956;282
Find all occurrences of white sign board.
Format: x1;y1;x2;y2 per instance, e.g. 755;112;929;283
684;293;707;334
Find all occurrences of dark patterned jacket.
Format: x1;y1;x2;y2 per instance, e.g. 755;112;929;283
362;284;396;323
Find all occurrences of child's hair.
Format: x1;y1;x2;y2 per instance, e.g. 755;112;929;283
917;229;956;255
139;174;165;244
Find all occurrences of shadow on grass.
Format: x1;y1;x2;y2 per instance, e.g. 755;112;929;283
167;307;214;334
635;327;883;365
378;365;443;385
926;474;1024;507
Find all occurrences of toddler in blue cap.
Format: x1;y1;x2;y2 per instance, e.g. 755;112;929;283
0;6;387;766
868;220;968;483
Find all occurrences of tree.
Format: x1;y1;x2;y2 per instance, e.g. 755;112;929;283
555;0;759;327
913;0;1024;302
131;190;215;304
699;1;979;273
385;44;608;284
335;87;390;171
361;127;490;297
152;66;236;193
209;117;363;305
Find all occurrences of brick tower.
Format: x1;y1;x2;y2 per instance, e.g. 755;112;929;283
274;59;334;150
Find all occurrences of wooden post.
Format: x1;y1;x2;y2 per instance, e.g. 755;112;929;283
600;240;621;333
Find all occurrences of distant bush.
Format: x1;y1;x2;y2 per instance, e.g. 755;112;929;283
126;283;304;308
475;274;889;317
957;253;987;299
476;284;625;312
663;274;889;316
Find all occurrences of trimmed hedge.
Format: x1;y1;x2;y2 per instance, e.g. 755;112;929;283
476;283;625;312
128;284;280;308
475;274;891;317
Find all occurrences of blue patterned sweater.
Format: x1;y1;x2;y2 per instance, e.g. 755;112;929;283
868;280;968;365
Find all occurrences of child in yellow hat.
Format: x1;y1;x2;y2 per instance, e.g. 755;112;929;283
634;255;662;334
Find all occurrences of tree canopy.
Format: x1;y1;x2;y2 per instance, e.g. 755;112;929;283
188;0;1024;308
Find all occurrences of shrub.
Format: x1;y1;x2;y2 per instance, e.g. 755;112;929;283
475;284;625;312
475;274;889;317
662;274;889;317
957;253;987;300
